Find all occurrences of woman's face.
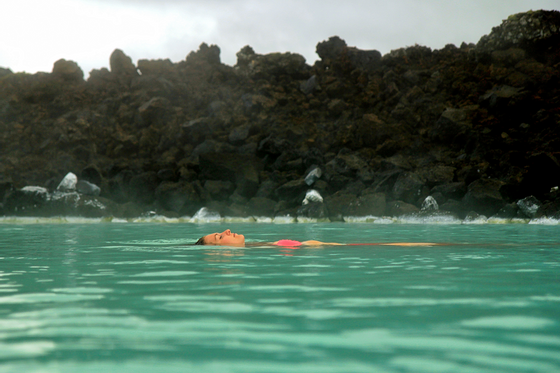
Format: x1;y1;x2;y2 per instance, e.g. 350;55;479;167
203;229;245;246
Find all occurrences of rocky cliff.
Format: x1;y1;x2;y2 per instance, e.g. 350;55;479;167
1;10;560;221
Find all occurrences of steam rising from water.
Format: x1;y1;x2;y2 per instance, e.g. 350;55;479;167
0;211;554;225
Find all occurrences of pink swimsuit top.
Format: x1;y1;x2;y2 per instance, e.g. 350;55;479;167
274;240;302;247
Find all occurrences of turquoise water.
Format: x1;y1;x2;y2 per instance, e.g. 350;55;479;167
1;222;559;372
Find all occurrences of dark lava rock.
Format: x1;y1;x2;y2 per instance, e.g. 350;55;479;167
204;180;235;201
536;197;560;219
1;10;560;220
297;201;329;220
462;179;506;217
109;49;138;76
516;195;542;218
247;197;277;217
187;43;221;65
431;182;467;201
3;187;49;215
347;193;387;217
76;180;101;196
392;172;427;205
128;172;159;205
325;192;356;219
275;179;309;206
430;107;476;145
155;181;200;215
52;59;84;82
386;200;420;217
199;153;262;199
477;10;560;52
493;202;520;219
316;36;347;61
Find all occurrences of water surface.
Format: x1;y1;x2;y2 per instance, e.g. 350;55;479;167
0;222;559;372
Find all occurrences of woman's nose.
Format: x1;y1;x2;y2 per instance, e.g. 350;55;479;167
223;229;231;235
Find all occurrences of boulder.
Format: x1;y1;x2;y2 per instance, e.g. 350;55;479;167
109;49;138;75
275;179;309;206
462;179;506;217
137;96;171;128
430;106;476;145
3;187;49;215
479;85;524;109
325;153;368;178
107;170;134;204
439;199;463;216
304;167;322;186
137;59;174;75
300;75;319;95
392;172;427;205
386;200;420;217
325;192;356;219
348;193;387;217
0;176;13;201
52;59;84;82
199;153;262;199
76;180;101;196
229;124;252;145
57;172;78;192
186;43;221;65
235;45;256;68
517;152;560;200
192;140;236;159
181;117;218;145
431;182;467;201
316;36;347;61
516;195;542;218
157;169;176;181
417;165;456;187
128;172;159;205
247;197;277;217
155;181;200;214
204;180;235;201
297;201;329;220
477;10;560;52
491;48;526;67
255;180;279;200
346;48;382;70
357;114;410;150
493;202;520;219
0;67;12;78
238;50;308;79
535;199;560;219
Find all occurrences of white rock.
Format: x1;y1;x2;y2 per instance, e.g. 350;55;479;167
302;189;323;205
21;186;48;194
57;172;78;191
304;167;322;186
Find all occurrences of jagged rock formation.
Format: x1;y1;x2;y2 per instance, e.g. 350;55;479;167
1;10;560;220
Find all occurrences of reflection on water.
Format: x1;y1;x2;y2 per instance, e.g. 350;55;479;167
0;223;559;372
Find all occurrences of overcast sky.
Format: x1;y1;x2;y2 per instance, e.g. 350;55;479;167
1;0;558;77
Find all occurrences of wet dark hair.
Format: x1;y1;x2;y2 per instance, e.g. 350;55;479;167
195;237;206;245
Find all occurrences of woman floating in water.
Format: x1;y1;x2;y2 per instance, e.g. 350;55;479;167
195;229;442;247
